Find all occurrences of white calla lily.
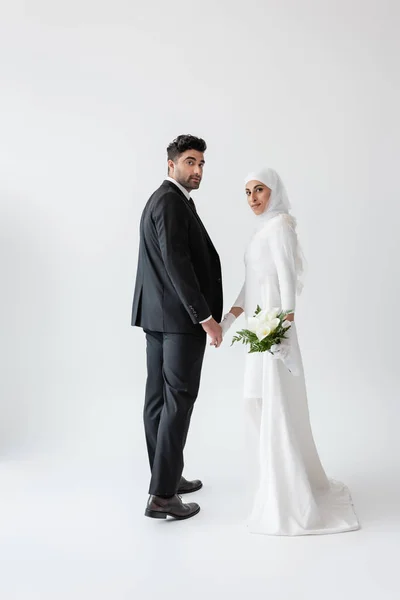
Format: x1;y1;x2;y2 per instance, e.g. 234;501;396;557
256;324;271;341
268;317;281;333
256;309;269;322
247;317;259;333
266;308;280;320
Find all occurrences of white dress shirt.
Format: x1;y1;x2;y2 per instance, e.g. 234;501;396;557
166;176;191;200
165;177;212;324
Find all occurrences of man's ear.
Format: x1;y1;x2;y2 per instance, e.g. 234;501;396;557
167;159;175;175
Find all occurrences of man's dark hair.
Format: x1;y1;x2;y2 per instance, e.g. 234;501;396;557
167;134;207;163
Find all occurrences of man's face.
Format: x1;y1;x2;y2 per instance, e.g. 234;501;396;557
168;149;205;191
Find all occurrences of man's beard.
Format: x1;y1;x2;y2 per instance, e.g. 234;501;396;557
177;174;201;191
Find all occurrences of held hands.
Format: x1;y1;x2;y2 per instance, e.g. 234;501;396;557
202;311;238;348
201;318;223;348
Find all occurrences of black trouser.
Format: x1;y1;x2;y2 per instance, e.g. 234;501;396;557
143;330;206;496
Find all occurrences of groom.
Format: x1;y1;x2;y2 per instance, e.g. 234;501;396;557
131;134;223;520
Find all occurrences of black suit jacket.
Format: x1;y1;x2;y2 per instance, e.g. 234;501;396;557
131;180;223;334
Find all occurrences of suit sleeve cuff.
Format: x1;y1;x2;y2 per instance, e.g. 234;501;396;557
199;315;212;324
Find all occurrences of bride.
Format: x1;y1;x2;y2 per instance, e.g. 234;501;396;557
221;168;360;536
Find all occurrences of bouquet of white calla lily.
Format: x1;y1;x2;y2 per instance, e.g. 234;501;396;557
231;305;293;355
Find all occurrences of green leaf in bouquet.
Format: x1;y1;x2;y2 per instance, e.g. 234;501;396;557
248;346;260;354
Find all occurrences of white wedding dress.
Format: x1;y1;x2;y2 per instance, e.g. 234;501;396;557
234;213;360;536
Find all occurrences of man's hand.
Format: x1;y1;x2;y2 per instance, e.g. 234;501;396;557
201;318;223;348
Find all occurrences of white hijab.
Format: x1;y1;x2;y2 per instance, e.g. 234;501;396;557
244;168;305;294
244;167;291;226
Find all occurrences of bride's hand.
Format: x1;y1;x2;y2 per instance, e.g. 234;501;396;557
270;341;290;360
220;312;236;338
270;331;300;376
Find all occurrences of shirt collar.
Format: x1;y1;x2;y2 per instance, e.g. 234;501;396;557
166;176;191;201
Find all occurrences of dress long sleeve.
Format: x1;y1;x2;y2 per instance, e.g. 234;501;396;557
267;216;298;312
233;282;245;310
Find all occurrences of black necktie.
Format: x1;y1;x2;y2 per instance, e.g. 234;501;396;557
188;197;197;213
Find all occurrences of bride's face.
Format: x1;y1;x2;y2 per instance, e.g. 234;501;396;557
245;180;272;215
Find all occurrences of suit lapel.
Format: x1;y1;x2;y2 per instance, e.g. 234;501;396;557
188;203;217;253
162;181;217;254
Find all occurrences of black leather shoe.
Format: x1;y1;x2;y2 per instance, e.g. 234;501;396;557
145;494;200;520
177;476;203;494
